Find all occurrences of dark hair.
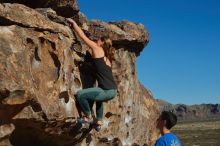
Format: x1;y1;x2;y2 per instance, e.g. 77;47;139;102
161;111;177;129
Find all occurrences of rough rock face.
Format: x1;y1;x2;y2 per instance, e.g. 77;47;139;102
157;99;220;121
0;0;79;17
0;2;159;146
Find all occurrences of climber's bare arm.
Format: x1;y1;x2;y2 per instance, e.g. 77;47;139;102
67;18;104;58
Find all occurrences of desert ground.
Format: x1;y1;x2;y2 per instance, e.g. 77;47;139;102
173;119;220;146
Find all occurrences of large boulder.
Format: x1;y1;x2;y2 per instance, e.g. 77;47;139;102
0;2;159;146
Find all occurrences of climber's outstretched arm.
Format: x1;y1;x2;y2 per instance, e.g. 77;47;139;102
67;18;103;57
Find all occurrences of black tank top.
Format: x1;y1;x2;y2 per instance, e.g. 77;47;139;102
93;57;117;90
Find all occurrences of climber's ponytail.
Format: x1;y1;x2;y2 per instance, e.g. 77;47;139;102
101;36;115;64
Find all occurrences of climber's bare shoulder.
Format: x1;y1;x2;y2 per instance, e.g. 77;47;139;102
90;46;105;58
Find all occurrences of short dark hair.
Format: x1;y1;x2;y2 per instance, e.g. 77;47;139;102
161;111;177;129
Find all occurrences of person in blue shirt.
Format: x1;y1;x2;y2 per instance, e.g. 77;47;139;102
155;111;182;146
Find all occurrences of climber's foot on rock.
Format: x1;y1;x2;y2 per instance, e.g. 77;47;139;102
92;120;102;132
76;116;93;129
93;123;101;132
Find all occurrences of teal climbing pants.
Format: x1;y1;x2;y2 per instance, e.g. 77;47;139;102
76;87;117;120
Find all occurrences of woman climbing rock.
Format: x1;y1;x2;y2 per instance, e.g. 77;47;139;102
67;18;117;131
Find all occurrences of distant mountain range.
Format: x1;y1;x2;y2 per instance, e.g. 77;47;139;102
156;99;220;121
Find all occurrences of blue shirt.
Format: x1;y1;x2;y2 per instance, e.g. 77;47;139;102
155;133;182;146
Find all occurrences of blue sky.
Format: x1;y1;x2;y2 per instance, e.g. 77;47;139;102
78;0;220;105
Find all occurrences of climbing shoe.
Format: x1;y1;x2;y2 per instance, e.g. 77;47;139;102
76;117;93;129
93;123;102;132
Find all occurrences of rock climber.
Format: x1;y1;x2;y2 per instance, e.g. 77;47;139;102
67;18;117;131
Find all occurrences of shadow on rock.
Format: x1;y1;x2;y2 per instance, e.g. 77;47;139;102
9;119;93;146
